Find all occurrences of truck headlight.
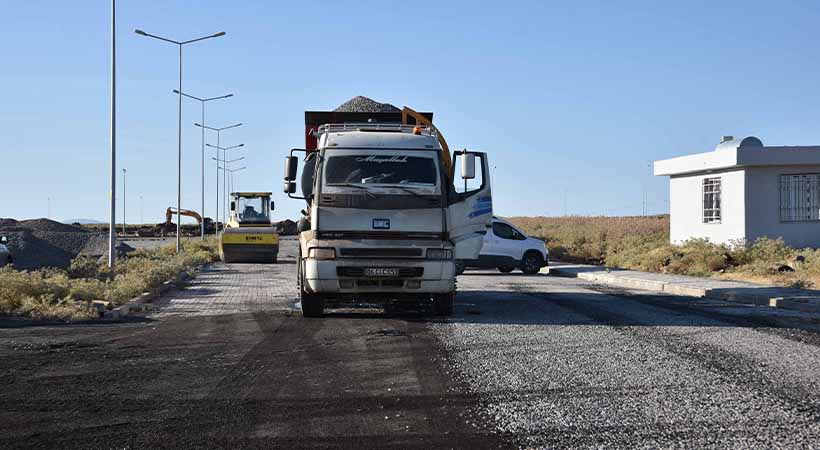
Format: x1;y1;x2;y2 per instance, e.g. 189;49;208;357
308;248;336;259
426;248;453;260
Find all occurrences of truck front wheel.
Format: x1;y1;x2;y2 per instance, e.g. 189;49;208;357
433;292;454;316
300;291;324;317
298;249;324;317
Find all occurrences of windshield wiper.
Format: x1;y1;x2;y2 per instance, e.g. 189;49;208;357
327;183;378;198
389;185;436;199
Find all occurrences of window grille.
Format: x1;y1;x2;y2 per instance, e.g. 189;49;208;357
702;177;721;224
780;174;820;222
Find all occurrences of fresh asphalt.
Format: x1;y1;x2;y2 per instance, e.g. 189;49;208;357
2;239;820;449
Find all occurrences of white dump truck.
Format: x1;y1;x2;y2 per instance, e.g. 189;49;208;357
284;106;492;317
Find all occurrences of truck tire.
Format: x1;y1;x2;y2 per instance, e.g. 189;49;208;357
300;291;324;317
433;292;454;316
297;248;324;317
521;251;543;275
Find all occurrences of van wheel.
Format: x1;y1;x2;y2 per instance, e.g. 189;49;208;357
497;265;515;273
433;292;454;316
521;252;543;275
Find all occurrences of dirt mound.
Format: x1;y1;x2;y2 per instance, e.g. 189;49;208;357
0;218;19;229
81;235;133;258
275;219;298;236
0;218;118;269
334;96;400;113
16;218;88;233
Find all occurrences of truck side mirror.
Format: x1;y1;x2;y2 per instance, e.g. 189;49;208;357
460;153;476;180
230;201;236;211
270;200;275;211
284;181;296;194
284;156;298;181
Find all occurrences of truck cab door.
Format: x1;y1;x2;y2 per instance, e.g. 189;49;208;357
448;151;492;260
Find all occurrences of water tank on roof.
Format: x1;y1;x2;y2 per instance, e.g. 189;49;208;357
715;135;763;152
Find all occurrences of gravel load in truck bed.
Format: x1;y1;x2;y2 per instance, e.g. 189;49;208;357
333;96;400;113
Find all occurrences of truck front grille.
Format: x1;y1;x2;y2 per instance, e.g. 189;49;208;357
336;267;424;278
338;248;424;258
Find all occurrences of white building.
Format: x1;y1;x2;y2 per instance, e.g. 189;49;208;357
654;136;820;248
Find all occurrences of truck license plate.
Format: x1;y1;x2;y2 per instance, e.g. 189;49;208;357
365;268;399;277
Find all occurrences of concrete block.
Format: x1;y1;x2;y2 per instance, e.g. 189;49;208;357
663;283;708;297
770;297;820;313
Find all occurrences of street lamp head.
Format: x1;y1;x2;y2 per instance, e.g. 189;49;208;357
173;89;181;94
213;32;226;38
135;29;147;36
194;122;203;127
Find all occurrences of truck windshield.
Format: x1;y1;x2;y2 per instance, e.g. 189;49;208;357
324;155;437;187
236;197;270;224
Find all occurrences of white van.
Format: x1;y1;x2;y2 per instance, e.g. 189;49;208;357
457;218;548;274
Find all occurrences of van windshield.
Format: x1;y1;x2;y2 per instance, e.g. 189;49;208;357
324;155;438;187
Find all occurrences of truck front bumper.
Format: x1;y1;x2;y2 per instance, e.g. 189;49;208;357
303;258;455;295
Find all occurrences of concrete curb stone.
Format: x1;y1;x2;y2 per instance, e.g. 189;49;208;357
103;270;197;319
549;264;820;314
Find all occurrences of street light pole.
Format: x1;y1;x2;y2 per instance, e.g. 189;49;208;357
196;123;242;238
215;164;247;203
135;28;225;253
208;144;244;222
122;168;126;234
108;0;116;268
229;166;247;193
175;91;232;239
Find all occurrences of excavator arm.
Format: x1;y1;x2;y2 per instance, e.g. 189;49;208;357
165;207;203;225
402;106;453;179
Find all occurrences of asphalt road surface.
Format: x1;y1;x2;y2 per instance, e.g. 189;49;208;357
2;238;820;449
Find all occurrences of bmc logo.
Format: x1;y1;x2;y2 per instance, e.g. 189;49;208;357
372;218;390;230
244;236;263;241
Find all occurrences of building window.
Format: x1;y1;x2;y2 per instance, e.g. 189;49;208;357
780;174;820;222
702;177;721;224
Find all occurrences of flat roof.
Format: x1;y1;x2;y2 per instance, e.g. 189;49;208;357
654;136;820;176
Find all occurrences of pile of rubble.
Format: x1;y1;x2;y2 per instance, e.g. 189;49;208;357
0;218;132;270
334;96;400;113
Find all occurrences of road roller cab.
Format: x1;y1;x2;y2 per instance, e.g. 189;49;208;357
220;192;280;263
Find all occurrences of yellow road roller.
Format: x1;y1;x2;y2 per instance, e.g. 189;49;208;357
220;192;279;263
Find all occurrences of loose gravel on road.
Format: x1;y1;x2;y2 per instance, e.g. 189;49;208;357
433;272;820;449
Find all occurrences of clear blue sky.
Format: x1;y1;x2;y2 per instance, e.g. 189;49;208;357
3;1;820;223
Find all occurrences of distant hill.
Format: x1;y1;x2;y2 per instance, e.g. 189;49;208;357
63;219;104;225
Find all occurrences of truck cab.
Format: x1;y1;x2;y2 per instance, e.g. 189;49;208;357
285;122;492;317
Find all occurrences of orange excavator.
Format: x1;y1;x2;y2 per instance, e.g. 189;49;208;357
160;207;214;235
165;207;202;226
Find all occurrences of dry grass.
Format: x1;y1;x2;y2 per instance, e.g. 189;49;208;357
508;215;669;265
0;238;219;321
507;215;820;289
